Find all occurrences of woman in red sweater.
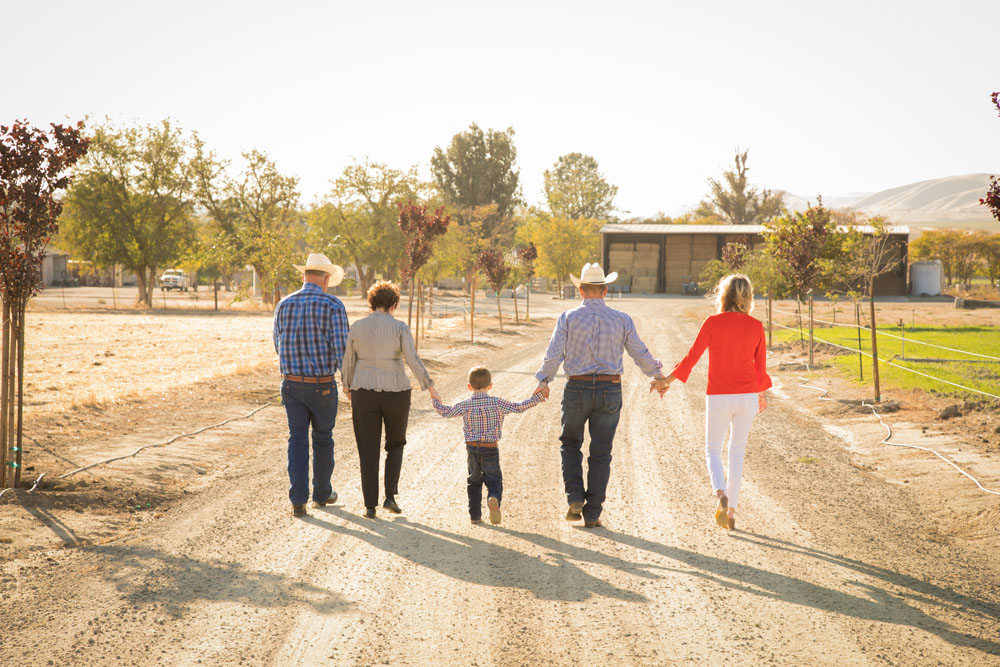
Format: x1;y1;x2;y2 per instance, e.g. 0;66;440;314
653;274;771;530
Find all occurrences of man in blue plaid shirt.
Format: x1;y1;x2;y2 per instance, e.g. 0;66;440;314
534;263;666;527
432;365;544;524
273;253;350;517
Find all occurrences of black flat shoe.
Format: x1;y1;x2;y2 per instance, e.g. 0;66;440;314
364;508;376;519
382;499;402;514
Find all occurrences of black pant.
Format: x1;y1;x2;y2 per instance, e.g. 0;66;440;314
351;389;411;509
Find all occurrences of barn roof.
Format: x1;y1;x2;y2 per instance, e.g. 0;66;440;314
600;223;910;236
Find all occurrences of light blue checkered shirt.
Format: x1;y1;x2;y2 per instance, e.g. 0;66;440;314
535;298;662;383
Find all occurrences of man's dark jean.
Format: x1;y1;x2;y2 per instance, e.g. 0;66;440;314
559;379;623;522
467;445;503;520
281;379;337;506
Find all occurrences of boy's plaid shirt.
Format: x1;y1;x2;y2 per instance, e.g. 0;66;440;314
432;392;543;443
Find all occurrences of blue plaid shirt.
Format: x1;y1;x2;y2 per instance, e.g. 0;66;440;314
535;298;662;383
273;283;350;378
433;392;544;443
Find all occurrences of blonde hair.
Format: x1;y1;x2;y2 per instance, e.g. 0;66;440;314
715;274;754;314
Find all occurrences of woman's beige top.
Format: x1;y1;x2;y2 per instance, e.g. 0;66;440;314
342;311;433;392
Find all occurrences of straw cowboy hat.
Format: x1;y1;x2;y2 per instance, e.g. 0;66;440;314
294;253;345;286
570;262;618;287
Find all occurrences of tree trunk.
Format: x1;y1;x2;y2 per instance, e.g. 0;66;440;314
869;290;881;402
856;300;864;381
1;298;9;488
470;275;477;343
14;306;24;488
766;288;772;348
407;278;414;329
496;289;503;332
415;278;421;352
513;287;519;324
796;296;804;344
526;283;531;321
808;294;814;367
135;267;154;308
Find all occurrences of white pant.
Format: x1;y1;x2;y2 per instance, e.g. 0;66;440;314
705;393;758;507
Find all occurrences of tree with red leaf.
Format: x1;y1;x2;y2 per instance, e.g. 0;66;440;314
0;120;89;489
980;92;1000;223
477;248;511;332
397;202;449;347
512;242;537;322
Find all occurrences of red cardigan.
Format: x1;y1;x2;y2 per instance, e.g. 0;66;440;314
671;312;772;395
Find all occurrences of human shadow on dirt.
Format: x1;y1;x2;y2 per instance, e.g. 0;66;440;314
591;528;1000;656
79;544;353;618
309;509;649;602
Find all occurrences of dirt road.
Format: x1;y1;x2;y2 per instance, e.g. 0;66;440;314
2;297;999;665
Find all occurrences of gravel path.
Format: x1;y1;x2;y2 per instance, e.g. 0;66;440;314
2;298;999;665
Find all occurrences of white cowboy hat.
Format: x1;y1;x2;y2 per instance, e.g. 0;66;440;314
294;253;345;286
570;262;618;287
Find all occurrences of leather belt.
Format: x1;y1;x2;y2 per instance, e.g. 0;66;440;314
568;374;621;383
466;441;499;448
282;374;334;384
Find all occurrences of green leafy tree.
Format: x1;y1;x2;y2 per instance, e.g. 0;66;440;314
979;234;1000;287
517;213;602;292
831;218;906;401
306;160;419;293
707;149;784;225
763;201;845;300
190;141;301;305
431;123;521;248
910;230;983;287
61;120;195;307
543;153;618;220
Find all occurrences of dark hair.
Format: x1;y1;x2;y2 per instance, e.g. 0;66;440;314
304;270;328;279
468;366;491;390
367;280;400;311
580;283;607;297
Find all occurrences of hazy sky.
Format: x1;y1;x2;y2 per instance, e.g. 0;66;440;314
4;0;998;217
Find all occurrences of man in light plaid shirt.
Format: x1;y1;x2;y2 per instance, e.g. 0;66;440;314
432;365;544;525
534;263;666;527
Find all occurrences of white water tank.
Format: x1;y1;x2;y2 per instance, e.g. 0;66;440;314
910;260;943;296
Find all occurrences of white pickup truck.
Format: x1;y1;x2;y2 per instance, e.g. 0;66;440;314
159;269;191;292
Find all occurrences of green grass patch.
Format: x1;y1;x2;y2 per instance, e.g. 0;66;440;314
796;456;819;464
773;324;1000;398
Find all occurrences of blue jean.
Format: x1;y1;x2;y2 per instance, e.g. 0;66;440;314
559;380;623;521
281;380;337;505
467;446;503;520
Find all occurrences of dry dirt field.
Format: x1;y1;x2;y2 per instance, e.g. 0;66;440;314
2;295;1000;665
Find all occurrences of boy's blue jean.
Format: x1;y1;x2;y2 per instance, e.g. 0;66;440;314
467;445;503;520
559;379;623;522
281;379;337;506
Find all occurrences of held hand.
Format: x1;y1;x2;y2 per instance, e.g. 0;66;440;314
649;377;670;398
343;388;352;402
758;393;768;413
428;385;442;402
533;383;550;400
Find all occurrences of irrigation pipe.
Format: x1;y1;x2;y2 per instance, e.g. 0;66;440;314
792;372;1000;497
27;473;45;493
770;307;1000;361
771;321;1000;401
0;488;10;500
59;403;272;479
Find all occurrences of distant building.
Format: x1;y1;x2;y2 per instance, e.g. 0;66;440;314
599;224;910;296
41;247;70;286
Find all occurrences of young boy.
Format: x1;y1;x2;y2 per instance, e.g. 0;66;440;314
431;366;544;524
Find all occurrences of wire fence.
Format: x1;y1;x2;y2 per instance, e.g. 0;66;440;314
770;320;1000;401
770;307;1000;361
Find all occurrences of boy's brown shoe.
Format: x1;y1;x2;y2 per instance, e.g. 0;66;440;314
566;501;583;521
488;497;502;524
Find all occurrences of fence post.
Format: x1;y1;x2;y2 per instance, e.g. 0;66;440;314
1;298;8;488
